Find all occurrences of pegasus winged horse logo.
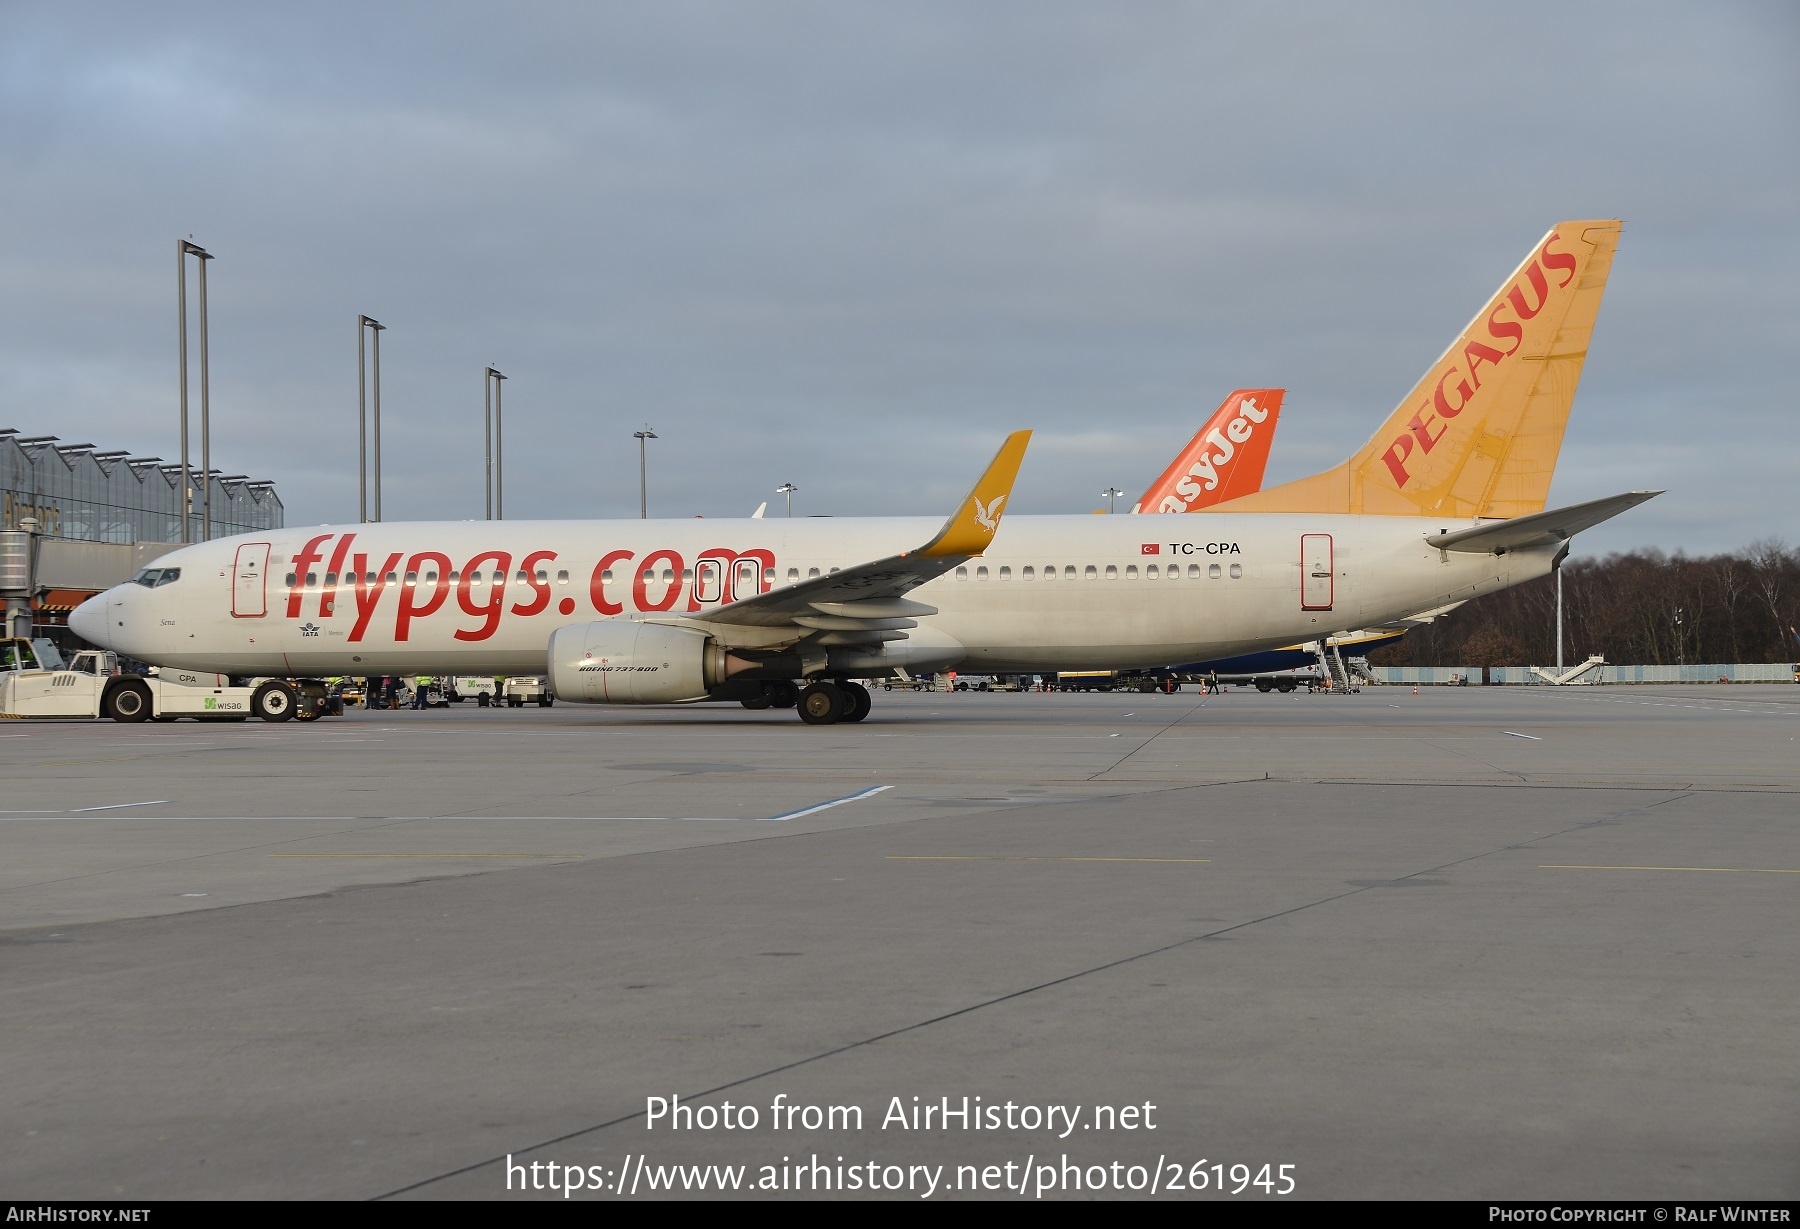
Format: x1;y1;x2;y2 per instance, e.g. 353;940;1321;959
972;494;1006;532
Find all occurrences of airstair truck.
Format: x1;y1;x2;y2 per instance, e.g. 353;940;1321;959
1;637;256;722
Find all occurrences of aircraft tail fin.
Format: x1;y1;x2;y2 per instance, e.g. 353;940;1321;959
1214;220;1622;519
1135;389;1284;513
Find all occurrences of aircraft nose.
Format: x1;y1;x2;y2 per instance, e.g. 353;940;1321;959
68;590;112;647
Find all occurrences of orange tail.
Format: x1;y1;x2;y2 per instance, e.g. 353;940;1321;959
1213;221;1622;519
1135;389;1285;513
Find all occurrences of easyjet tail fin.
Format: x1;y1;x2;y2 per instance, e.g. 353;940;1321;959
1135;389;1284;513
1213;220;1622;519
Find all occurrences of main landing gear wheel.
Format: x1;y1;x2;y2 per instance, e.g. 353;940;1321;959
766;681;798;709
796;682;845;725
252;680;296;723
106;681;152;723
839;681;872;723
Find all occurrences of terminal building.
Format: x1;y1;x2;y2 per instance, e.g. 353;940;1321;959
1;427;283;647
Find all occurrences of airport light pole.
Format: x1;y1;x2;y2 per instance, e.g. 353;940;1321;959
634;428;657;519
1555;564;1564;672
484;367;507;519
1101;486;1124;514
357;316;386;521
777;482;797;517
176;240;213;542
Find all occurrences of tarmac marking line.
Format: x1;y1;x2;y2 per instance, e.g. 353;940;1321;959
886;855;1210;863
1540;864;1800;874
1501;731;1542;740
378;790;1666;1202
269;853;583;860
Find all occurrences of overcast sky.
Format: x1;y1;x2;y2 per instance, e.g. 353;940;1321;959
3;1;1795;556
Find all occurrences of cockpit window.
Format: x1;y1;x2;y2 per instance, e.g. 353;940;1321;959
132;567;182;588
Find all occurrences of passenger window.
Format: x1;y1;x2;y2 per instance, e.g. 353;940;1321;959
450;571;461;583
1104;565;1117;579
660;569;673;583
1146;564;1158;579
325;572;337;585
808;568;820;579
601;569;614;582
1126;565;1138;579
1065;566;1077;580
469;571;482;584
786;568;799;581
681;569;692;583
384;572;397;584
1022;566;1034;580
1083;565;1096;580
976;566;988;580
556;570;568;584
1187;564;1201;579
999;566;1011;580
516;571;528;584
536;569;548;583
306;572;318;586
763;568;776;586
284;572;296;586
405;571;418;585
1230;563;1243;579
955;567;969;581
1209;563;1221;579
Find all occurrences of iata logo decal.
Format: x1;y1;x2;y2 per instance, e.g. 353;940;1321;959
1378;231;1580;488
300;622;320;638
1159;394;1271;514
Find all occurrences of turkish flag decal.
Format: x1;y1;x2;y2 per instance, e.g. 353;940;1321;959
1140;543;1160;555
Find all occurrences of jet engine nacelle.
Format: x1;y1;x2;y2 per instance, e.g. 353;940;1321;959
549;619;716;704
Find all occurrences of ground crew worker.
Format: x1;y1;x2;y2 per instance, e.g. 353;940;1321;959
412;676;434;709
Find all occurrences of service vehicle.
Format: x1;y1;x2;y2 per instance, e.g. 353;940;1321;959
502;676;553;707
1;637;257;722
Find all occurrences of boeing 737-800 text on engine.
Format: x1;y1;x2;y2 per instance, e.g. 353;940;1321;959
72;220;1654;724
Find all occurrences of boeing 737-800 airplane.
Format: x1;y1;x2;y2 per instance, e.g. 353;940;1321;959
73;220;1653;725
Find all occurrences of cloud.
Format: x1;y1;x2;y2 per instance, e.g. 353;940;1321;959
1;1;1795;554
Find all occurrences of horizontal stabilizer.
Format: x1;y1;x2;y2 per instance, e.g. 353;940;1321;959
1427;490;1661;554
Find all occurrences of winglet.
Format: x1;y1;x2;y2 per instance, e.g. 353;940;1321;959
916;430;1032;558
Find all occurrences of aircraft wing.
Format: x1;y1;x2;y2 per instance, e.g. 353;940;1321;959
1427;490;1662;554
692;431;1031;634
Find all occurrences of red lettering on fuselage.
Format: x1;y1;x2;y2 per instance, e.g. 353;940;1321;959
286;534;332;619
349;552;405;642
510;550;557;617
633;549;685;613
454;550;513;642
396;551;453;640
279;539;786;641
591;550;634;615
321;534;357;618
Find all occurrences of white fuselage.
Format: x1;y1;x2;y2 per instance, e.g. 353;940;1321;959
72;514;1542;679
